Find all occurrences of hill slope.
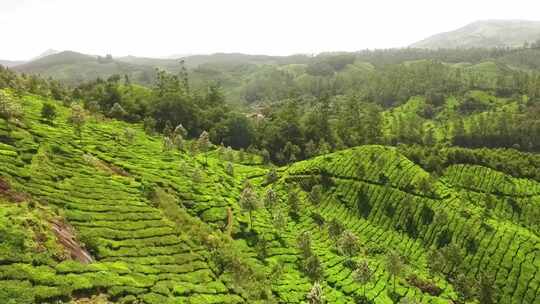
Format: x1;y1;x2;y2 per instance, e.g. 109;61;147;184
411;20;540;49
14;51;155;85
0;91;539;303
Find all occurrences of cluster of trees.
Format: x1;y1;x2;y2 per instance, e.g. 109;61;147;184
0;65;71;101
3;47;540;165
398;145;540;181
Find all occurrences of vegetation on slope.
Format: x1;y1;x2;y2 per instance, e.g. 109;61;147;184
0;89;538;304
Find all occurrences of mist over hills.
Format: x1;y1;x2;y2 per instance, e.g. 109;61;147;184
2;19;540;88
411;19;540;49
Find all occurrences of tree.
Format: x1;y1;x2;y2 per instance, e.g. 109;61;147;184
453;272;478;302
288;189;300;219
143;117;156;135
41;102;57;123
328;218;344;240
337;230;360;258
69;103;86;138
353;259;374;298
124;128;136;144
238;184;261;230
304;254;323;281
266;167;278;184
356;162;366;178
162;136;173;152
264;188;278;210
174;123;188;139
423;127;436;146
306;281;326;304
225;162;234;176
108;102;127;119
297;231;313;259
0;91;22;121
478;272;494;304
197;131;211;165
427;249;445;276
386;251;404;295
413;175;434;195
211;113;255;149
309;184;323;204
271;208;287;237
440;243;463;276
173;124;187;150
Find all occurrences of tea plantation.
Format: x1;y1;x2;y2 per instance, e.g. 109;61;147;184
0;91;539;303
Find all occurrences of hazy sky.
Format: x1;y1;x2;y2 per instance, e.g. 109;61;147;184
1;0;539;60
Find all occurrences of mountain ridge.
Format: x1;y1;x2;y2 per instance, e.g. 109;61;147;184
410;19;540;49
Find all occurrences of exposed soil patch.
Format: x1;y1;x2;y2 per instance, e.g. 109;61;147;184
51;220;93;264
0;177;30;202
406;274;442;296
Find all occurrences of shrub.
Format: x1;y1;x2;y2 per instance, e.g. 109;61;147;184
303;255;323;281
436;229;453;248
328;218;344;240
310;212;325;227
143;117;156;135
420;205;434;225
124;128;135;144
309;185;323;205
41;102;57;123
288;189;300;219
266;167;278;184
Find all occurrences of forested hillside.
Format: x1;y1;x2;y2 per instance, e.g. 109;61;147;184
1;43;540;304
0;86;539;304
2;18;540;303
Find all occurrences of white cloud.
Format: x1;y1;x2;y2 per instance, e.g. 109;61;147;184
1;0;539;60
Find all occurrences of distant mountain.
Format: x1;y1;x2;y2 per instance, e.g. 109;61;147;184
32;49;60;61
117;52;311;69
14;51;155;84
0;60;25;68
411;20;540;49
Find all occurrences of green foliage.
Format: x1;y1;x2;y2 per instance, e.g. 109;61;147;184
287;188;300;219
68;103;86;137
336;230;360;258
238;183;261;229
266;167;278;184
40;102;57;123
306;281;326;304
309;184;323;205
386;251;405;294
353;260;374;297
0;91;22;120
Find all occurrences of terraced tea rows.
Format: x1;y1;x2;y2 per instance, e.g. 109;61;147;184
1;92;539;303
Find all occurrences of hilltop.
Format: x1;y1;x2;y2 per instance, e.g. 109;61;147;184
13;51;156;85
410;20;540;49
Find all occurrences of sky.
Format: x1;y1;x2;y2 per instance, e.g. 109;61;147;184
0;0;539;60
